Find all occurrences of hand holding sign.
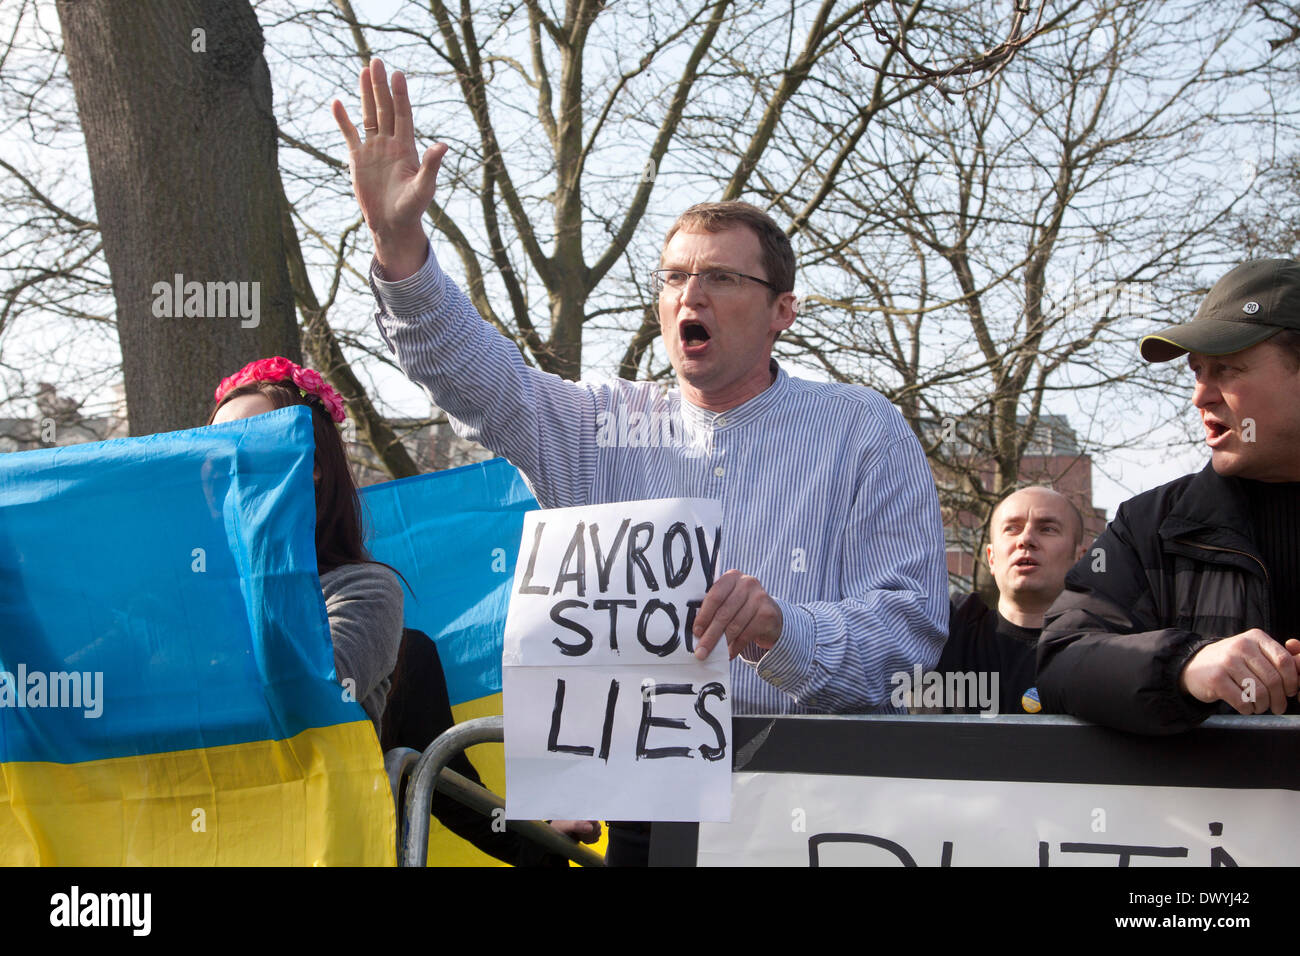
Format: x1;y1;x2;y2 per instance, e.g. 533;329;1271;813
692;569;784;661
503;498;731;822
549;819;602;844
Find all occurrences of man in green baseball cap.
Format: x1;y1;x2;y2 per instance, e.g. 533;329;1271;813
1139;258;1300;363
1037;258;1300;734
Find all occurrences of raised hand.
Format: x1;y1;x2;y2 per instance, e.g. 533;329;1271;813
331;58;446;280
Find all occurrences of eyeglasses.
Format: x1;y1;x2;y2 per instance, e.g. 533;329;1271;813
650;269;778;296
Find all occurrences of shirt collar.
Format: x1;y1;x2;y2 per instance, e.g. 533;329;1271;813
677;359;788;429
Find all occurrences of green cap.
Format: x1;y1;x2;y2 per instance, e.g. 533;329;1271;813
1139;258;1300;363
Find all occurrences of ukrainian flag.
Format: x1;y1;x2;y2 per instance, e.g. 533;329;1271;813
360;458;534;865
0;406;393;865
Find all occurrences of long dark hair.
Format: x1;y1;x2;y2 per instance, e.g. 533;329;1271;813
207;380;365;574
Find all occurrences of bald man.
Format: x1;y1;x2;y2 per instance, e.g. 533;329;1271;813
938;486;1088;715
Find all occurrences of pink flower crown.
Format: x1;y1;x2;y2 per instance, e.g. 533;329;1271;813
214;356;348;424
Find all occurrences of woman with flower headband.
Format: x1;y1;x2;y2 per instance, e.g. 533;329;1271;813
207;356;402;735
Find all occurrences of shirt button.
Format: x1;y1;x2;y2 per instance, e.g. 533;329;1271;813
716;416;727;426
714;466;725;477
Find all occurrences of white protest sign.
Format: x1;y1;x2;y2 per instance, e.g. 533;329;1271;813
503;497;731;822
698;772;1300;866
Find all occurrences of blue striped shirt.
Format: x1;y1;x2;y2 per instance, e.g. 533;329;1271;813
370;245;948;715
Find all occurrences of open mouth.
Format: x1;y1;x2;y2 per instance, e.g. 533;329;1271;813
1205;419;1230;445
679;321;711;352
1012;557;1039;570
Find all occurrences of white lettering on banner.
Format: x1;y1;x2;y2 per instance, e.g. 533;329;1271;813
697;772;1300;866
503;497;731;822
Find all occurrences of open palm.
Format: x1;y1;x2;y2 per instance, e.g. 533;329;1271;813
332;59;445;278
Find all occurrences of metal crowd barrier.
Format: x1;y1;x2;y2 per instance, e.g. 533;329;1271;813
395;715;606;868
394;713;1300;866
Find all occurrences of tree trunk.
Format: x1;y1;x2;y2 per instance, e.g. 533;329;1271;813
275;172;419;480
58;0;300;435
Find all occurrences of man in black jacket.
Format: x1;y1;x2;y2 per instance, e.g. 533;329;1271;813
1039;258;1300;734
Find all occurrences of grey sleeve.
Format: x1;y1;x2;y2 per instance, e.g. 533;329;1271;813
320;562;404;730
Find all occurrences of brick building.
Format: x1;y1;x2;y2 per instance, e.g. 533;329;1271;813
936;415;1108;593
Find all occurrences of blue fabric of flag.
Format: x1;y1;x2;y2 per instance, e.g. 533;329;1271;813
0;405;360;765
359;458;536;706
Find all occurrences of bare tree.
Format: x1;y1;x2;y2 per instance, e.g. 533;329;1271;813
0;0;116;430
1227;153;1300;258
1250;0;1300;50
55;0;301;434
846;0;1058;95
2;0;1294;501
780;0;1294;594
272;0;952;385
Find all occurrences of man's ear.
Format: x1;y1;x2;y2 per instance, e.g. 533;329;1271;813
985;542;995;569
769;292;798;338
